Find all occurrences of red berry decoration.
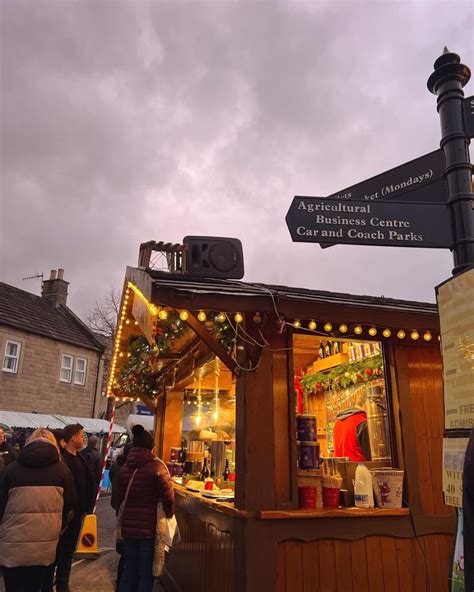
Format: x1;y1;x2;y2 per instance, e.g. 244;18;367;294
364;368;373;376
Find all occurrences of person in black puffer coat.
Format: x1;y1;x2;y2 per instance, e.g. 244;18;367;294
118;425;174;592
0;429;76;592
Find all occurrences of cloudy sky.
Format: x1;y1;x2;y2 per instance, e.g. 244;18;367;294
1;1;473;318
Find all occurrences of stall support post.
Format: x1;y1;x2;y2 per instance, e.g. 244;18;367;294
427;48;474;275
235;313;297;511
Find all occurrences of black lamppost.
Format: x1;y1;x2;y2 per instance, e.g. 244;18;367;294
428;48;474;275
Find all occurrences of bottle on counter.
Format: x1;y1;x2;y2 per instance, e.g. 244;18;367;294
222;459;230;482
354;464;374;509
324;341;332;358
318;342;325;359
178;439;187;464
333;341;340;355
200;457;210;481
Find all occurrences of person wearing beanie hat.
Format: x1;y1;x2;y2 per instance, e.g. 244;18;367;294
131;424;154;450
118;424;174;592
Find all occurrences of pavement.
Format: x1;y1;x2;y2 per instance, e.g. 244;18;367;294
0;495;166;592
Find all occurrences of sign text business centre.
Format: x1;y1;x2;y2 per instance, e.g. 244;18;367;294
286;197;451;248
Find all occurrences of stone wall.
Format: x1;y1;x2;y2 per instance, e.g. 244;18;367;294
0;326;102;417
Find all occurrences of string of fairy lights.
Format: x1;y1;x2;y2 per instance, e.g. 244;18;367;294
106;281;439;402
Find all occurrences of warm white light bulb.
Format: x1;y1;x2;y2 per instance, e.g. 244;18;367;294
397;330;406;339
293;319;301;328
354;326;363;335
324;322;333;332
368;327;377;337
180;310;189;321
411;330;420;340
383;328;391;338
308;320;317;331
339;324;348;333
423;332;432;342
197;311;207;322
234;312;243;323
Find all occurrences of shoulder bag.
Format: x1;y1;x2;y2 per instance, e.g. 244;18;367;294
115;468;138;545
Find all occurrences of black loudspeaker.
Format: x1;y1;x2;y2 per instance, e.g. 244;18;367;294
183;236;244;279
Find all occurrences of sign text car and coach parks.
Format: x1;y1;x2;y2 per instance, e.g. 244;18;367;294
285;147;456;250
286;197;451;248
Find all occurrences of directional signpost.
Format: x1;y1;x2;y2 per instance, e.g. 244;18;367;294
285;48;474;592
286;48;473;271
286;197;451;248
324;149;446;203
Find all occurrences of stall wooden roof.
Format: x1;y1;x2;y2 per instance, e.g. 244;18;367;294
125;266;440;331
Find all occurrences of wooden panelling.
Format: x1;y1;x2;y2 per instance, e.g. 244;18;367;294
165;504;234;592
276;534;453;592
392;344;454;528
235;318;296;511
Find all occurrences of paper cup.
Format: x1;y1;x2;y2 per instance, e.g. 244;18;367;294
322;486;340;508
371;469;404;508
298;486;317;509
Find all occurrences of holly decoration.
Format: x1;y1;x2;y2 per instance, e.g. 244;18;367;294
300;353;384;394
112;310;237;399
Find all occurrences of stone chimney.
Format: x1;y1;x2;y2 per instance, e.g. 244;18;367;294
41;268;69;306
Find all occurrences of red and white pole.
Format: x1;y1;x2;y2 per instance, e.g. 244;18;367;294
93;397;116;514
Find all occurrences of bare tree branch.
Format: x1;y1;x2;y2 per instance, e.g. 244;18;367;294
86;287;120;339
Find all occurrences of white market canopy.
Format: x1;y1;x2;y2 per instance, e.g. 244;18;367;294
0;410;125;434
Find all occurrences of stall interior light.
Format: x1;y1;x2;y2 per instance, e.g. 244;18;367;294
354;325;363;335
197;311;207;322
397;330;406;339
217;312;226;322
423;331;432;341
234;312;243;324
368;327;378;337
324;322;333;332
159;309;168;320
383;328;391;338
411;330;420;340
339;324;348;333
293;319;301;329
179;310;189;321
308;320;317;331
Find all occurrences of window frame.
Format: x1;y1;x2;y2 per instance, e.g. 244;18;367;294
59;354;74;383
74;357;87;386
2;339;21;374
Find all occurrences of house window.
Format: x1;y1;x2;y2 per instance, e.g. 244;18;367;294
2;340;21;373
74;357;87;386
60;354;74;383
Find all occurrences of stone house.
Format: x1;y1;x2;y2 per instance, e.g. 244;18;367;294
0;270;105;417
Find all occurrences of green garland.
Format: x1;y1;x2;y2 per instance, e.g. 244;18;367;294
112;311;237;399
300;353;384;394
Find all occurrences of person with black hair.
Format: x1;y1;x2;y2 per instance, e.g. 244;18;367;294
44;424;95;592
117;425;174;592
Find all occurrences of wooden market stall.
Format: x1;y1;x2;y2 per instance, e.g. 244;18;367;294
108;258;454;592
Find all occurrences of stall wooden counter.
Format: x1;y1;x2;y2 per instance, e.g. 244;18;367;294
111;265;454;592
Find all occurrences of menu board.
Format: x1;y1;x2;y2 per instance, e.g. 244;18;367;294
437;268;474;429
442;437;469;507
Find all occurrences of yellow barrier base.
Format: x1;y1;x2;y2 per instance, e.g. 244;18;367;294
74;514;100;559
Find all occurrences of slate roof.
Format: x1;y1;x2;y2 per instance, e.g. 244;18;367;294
0;282;104;352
